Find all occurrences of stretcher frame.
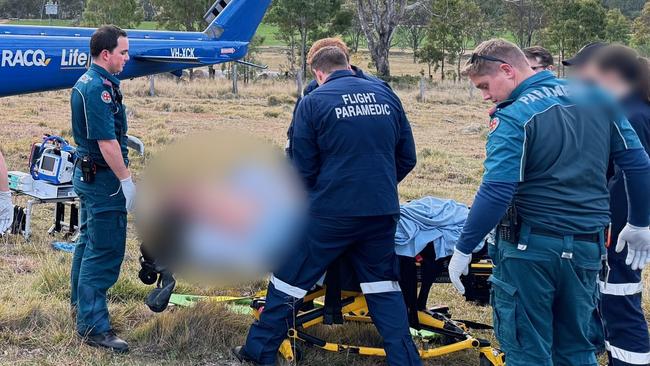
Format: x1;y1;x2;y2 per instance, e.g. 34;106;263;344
250;287;506;365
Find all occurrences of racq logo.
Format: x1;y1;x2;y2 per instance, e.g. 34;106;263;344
1;49;51;67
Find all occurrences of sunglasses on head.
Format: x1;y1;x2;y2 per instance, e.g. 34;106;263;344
470;53;509;65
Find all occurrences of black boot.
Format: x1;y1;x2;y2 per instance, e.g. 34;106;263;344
80;330;129;353
231;346;275;366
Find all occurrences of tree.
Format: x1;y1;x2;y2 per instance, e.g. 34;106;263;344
502;0;547;48
399;1;431;63
139;0;157;21
602;0;645;18
420;0;478;81
417;37;443;79
477;0;506;40
605;8;631;44
82;0;143;28
356;0;409;78
267;0;346;78
0;0;41;19
341;7;364;53
542;0;606;74
150;0;212;31
632;2;650;56
452;0;482;79
58;0;85;21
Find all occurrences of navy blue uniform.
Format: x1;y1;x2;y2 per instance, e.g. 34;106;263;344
241;69;420;365
285;65;391;159
69;64;128;336
603;94;650;366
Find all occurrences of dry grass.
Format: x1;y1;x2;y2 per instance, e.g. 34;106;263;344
258;47;431;78
0;50;639;366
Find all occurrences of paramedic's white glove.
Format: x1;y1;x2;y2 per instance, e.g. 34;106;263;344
0;191;13;234
616;223;650;271
449;248;472;295
120;176;136;213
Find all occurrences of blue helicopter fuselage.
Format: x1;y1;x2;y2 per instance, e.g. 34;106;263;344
0;0;271;97
0;26;248;97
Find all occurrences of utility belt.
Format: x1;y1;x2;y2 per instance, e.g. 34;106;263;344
497;204;601;244
496;203;610;282
76;155;125;183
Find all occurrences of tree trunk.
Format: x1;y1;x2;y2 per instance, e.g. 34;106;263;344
356;0;407;79
288;33;297;74
232;63;238;95
300;24;308;81
374;45;391;78
353;31;361;53
412;30;418;63
558;47;564;77
441;39;446;81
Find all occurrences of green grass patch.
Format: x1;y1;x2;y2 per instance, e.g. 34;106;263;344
7;18;74;26
255;23;285;46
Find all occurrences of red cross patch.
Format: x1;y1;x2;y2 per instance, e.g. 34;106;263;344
488;117;500;134
101;90;112;104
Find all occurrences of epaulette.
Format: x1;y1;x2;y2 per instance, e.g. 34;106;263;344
101;77;113;88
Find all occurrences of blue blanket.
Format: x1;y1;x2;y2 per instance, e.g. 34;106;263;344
395;197;470;258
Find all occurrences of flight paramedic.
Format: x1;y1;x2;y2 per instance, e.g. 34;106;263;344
571;44;650;366
447;39;650;366
69;25;135;353
285;37;390;159
233;46;421;365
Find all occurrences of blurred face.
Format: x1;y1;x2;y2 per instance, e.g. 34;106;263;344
574;62;629;99
102;36;129;74
469;64;518;104
570;61;599;83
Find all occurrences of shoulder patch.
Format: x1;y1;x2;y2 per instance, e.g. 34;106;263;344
488;117;500;134
79;74;92;84
101;90;112;104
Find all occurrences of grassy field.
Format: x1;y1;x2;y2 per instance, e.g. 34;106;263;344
0;50;639;366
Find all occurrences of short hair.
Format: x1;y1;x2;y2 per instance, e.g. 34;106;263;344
462;39;529;77
90;25;128;58
524;46;554;67
310;46;349;74
307;38;350;66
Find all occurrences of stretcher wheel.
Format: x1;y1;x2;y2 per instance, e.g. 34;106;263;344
138;267;158;285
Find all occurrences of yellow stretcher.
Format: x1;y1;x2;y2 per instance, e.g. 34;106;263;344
250;286;506;365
